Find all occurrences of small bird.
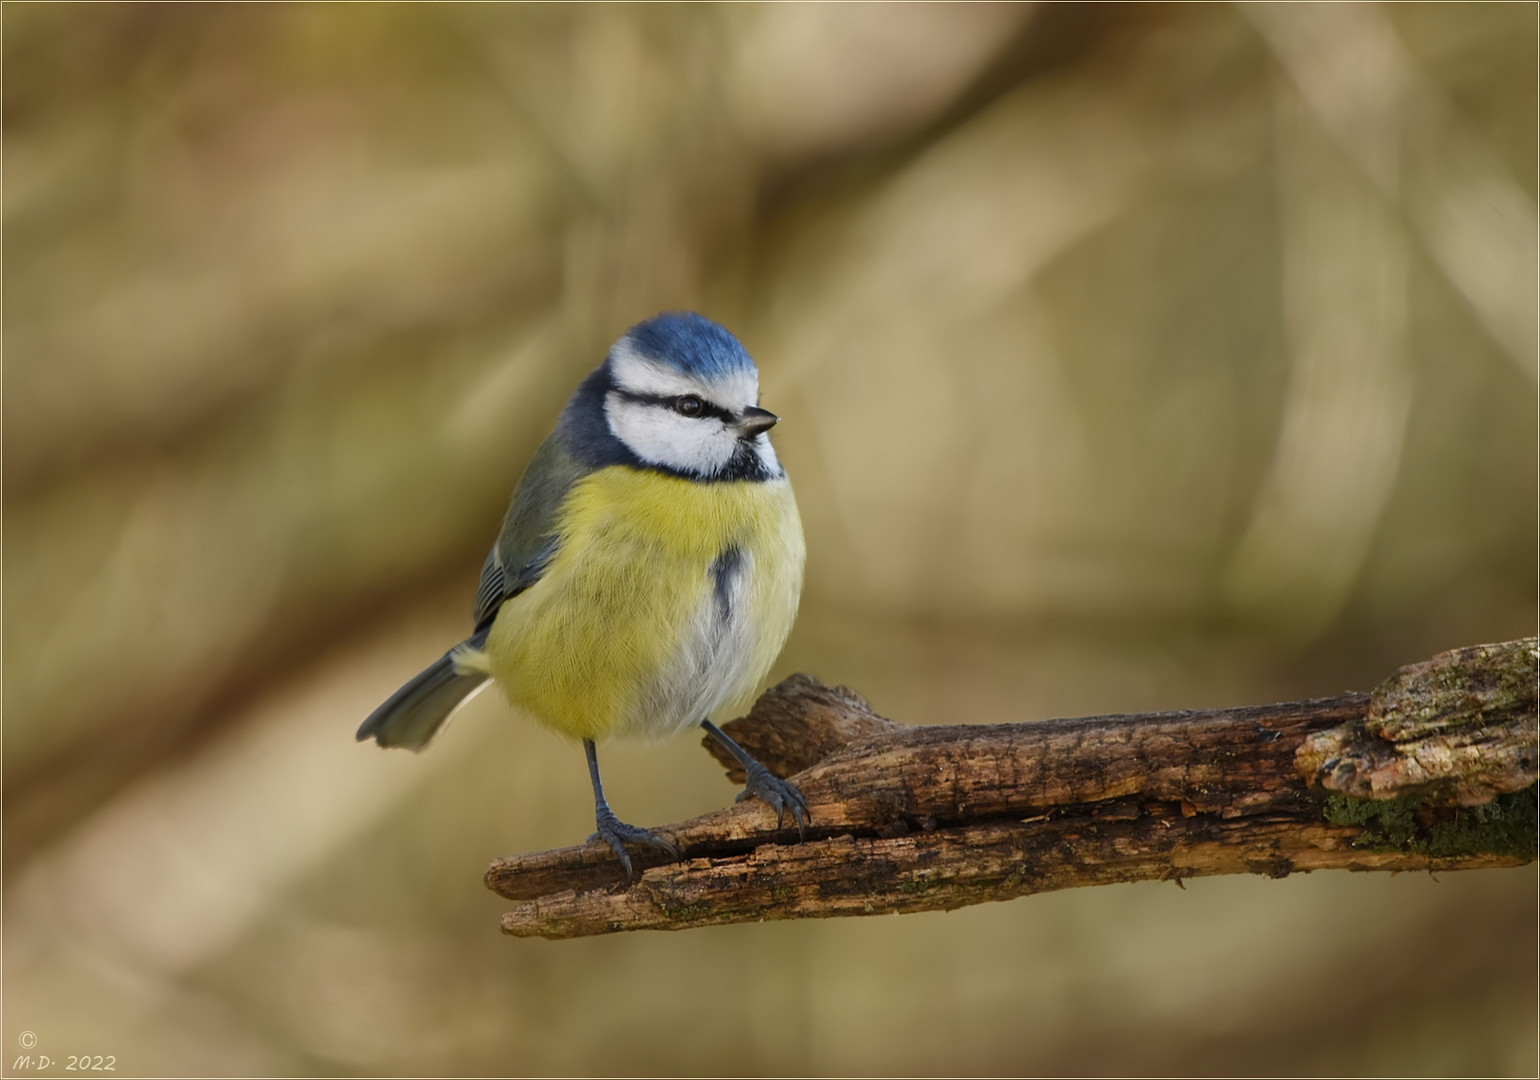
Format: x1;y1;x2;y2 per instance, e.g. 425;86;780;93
358;312;808;874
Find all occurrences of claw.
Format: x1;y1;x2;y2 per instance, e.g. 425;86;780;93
741;761;810;840
591;807;679;879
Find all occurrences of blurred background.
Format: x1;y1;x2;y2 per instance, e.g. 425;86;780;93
4;2;1535;1075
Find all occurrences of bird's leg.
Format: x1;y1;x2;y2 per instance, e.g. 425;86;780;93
584;739;679;878
700;719;810;838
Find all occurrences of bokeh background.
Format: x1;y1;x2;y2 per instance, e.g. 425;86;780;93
5;2;1536;1075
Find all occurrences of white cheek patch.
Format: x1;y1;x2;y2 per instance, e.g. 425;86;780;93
610;339;759;411
750;434;781;476
605;394;741;475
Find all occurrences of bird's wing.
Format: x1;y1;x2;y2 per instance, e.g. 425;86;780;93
473;431;592;630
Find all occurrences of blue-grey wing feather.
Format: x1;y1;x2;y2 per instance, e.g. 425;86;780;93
362;428;592;751
473;430;592;629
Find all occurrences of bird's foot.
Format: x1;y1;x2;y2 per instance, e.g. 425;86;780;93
736;761;810;837
589;806;679;879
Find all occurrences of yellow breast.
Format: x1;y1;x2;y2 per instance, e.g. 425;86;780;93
484;467;804;742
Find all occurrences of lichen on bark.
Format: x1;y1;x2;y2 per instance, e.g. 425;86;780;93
1323;784;1537;858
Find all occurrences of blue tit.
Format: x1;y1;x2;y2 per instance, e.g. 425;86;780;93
358;311;808;874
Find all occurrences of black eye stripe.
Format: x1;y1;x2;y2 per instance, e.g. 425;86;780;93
616;389;734;422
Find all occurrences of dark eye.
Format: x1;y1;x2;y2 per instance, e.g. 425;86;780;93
673;395;705;417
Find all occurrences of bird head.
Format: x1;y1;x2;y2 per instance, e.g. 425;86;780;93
594;312;783;481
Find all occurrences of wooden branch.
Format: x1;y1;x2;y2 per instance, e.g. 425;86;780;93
487;639;1538;939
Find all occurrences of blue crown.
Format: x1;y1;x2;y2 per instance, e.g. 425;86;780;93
621;312;756;381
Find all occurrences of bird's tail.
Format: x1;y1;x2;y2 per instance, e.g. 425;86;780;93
356;631;492;751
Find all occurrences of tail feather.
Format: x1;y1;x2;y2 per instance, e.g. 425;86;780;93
358;634;491;751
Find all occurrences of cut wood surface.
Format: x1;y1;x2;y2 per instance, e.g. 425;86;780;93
487;639;1538;939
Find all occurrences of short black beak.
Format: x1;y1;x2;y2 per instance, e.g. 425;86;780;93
736;406;779;438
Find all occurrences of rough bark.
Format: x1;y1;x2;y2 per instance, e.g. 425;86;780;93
487;639;1538;939
1296;640;1538;805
